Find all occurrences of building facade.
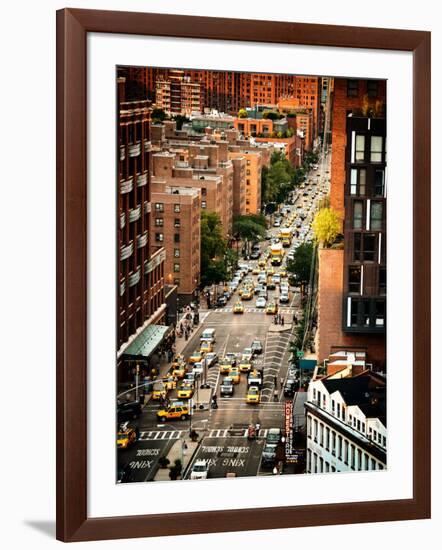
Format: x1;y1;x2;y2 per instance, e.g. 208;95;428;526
305;370;387;474
150;185;201;302
317;78;387;369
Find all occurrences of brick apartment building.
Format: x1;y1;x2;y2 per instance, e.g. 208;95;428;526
317;78;387;369
150;185;201;303
117;76;170;383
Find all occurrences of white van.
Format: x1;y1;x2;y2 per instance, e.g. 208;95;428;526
200;328;216;344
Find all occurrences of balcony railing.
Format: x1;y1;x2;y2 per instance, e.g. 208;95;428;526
137;231;148;249
120;176;134;194
119;145;126;161
128;141;141;157
144;201;151;214
144;139;152;152
120;212;126;229
119;279;126;296
129;205;141;223
136;171;148;187
120;241;134;261
128;267;141;287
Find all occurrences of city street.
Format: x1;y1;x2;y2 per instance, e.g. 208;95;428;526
118;153;330;481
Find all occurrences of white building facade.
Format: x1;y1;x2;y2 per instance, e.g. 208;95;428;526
305;375;387;474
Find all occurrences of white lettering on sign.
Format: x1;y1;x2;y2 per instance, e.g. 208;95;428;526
129;460;153;470
201;446;224;453
226;446;249;454
222;458;246;468
136;448;160;457
206;458;219;468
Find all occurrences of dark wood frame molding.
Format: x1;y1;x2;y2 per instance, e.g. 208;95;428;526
56;8;431;542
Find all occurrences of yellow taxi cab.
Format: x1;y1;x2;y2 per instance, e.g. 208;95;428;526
266;266;275;276
188;351;204;364
258;259;266;268
266;302;278;314
200;341;213;353
246;386;260;404
117;424;137;449
229;368;241;384
157;402;189;422
239;360;252;373
219;359;232;375
241;288;253;301
172;363;187;379
152;382;168;400
177;383;195;399
162;377;177;391
252;267;260;275
233;301;244;314
279;269;287;278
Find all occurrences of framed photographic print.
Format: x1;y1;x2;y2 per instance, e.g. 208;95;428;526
56;8;431;542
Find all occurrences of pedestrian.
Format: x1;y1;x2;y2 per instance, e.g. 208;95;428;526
255;422;261;434
281;315;285;326
274;315;278;325
273;388;278;401
273;375;277;387
280;377;284;387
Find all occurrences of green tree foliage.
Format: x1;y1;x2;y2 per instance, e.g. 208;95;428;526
262;152;294;204
312;208;341;247
151;108;167;123
200;212;227;286
262;111;283;121
232;215;266;253
172;114;189;130
238;108;248;118
286;242;314;287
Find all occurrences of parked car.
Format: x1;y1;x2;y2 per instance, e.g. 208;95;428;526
261;443;277;468
216;295;227;307
266;428;283;445
256;296;267;308
283;378;297;398
279;293;289;304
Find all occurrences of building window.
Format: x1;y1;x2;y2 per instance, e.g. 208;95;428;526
355;134;365;162
155;218;164;227
155;203;164;212
174;204;181;213
347;79;359;97
337;403;341;418
370;136;384;162
370;202;383;230
353;200;364;229
174;234;180;243
354;233;376;262
375;300;385;326
374;169;385;196
367;80;379;98
348;266;361;293
201;187;207;197
379;267;386;294
155;233;163;242
174;263;180;273
174;248;180;258
173;278;180;286
174;218;181;228
350;299;358;327
331;400;335;414
350;168;366;196
201;201;207;209
362;299;371;326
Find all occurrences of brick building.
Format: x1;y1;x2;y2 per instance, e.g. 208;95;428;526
317;78;387;370
150;185;200;302
117;76;169;384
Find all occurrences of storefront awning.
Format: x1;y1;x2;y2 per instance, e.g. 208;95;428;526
121;324;172;358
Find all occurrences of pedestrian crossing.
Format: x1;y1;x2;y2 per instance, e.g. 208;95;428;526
213;307;296;314
138;428;270;440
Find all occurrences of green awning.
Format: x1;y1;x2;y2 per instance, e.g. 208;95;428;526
122;324;171;358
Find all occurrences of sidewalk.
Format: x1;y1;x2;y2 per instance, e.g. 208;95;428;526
153;437;199;481
268;323;292;333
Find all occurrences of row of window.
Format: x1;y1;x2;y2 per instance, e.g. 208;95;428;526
353;232;384;263
155;233;181;243
347;79;380;99
352;199;383;231
155;203;181;213
307;416;386;471
347;296;386;329
351;133;385;164
307;449;384;474
349;167;385;197
348;265;386;294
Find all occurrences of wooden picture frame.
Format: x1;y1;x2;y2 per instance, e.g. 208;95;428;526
56;8;431;542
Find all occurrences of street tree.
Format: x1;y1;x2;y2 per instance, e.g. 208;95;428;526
200;212;227;286
286;242;314;288
232;215;266;255
312;208;341;248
